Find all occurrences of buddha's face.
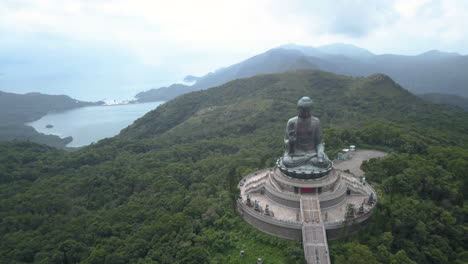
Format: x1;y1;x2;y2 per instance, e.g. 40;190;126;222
298;106;312;118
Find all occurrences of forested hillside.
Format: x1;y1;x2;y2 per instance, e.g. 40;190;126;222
0;91;99;148
0;70;467;263
135;84;193;103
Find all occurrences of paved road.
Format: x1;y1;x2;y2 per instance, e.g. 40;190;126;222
334;149;387;177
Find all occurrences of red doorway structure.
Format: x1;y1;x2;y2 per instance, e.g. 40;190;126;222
301;187;315;193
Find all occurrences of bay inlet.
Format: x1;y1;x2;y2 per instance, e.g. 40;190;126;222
27;101;164;147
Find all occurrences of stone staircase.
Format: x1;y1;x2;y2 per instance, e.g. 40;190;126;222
300;195;331;264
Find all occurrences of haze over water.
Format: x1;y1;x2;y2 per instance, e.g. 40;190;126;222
27;101;163;147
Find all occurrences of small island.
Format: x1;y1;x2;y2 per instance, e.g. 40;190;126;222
45;124;54;128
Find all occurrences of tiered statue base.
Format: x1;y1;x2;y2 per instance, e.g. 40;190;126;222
276;157;333;179
237;166;377;241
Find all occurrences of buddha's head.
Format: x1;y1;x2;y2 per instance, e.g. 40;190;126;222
297;97;313;118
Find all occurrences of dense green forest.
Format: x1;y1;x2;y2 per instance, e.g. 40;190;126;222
0;70;467;263
0;91;99;148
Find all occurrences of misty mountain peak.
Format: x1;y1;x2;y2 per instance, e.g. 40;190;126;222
277;43;323;57
417;49;461;58
135;43;468;103
317;43;374;57
279;43;374;58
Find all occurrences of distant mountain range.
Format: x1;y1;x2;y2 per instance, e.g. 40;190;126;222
419;93;468;111
135;43;468;103
136;84;197;103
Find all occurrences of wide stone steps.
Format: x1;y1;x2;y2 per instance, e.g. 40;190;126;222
301;195;331;264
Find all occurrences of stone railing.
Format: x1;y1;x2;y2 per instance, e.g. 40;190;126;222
245;173;268;186
242;168;271;182
364;183;378;195
272;168;339;187
241;170;269;194
341;172;379;196
241;171;269;190
344;173;379;197
264;182;300;201
268;174;283;191
318;181;346;202
237;199;302;229
342;176;369;195
243;183;266;194
347;183;367;195
324;206;376;229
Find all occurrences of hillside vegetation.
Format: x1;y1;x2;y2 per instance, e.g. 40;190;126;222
0;70;467;263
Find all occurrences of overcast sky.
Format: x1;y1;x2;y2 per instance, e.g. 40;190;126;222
1;0;467;100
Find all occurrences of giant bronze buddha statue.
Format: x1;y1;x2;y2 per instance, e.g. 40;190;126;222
277;97;332;179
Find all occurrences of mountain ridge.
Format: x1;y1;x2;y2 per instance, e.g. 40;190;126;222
125;70;468;146
418;93;468;111
136;43;468;103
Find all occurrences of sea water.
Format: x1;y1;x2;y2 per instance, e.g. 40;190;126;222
27;101;163;147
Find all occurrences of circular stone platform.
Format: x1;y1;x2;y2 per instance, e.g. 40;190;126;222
237;150;386;245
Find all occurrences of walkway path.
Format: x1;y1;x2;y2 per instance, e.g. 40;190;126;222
333;150;387;177
301;195;331;264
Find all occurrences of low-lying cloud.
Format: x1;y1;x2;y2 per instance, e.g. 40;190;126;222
0;0;466;100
